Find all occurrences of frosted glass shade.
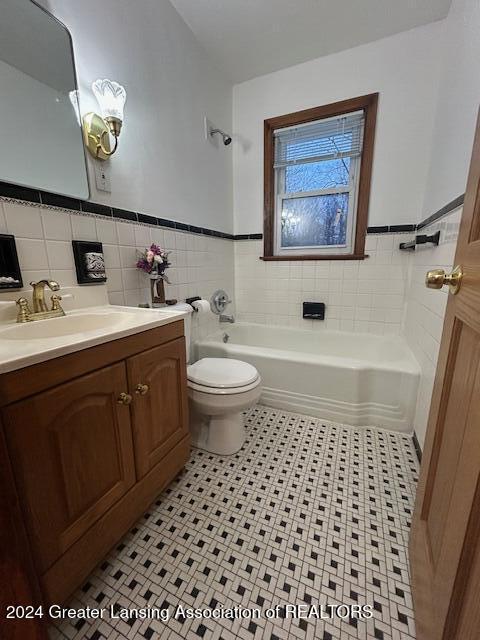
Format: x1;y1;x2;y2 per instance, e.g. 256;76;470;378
92;79;126;121
68;90;81;125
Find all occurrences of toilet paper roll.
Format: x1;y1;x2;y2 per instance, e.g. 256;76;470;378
192;299;211;314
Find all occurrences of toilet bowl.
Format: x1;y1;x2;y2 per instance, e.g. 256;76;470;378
187;358;262;455
169;303;262;455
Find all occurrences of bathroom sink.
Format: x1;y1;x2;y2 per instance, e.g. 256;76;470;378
0;309;141;340
0;301;188;374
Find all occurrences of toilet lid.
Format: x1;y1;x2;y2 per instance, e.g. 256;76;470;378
187;358;259;389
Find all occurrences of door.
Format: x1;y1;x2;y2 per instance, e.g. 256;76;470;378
2;363;136;573
127;338;189;478
410;112;480;639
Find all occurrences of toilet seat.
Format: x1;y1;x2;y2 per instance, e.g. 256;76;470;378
188;378;261;395
187;358;259;392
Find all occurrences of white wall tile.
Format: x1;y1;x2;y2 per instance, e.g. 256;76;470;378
71;215;97;241
116;221;135;245
4;202;44;238
16;238;49;271
0;200;235;355
103;244;121;269
134;224;151;248
49;269;77;287
233;235;409;334
108;291;125;306
119;245;137;268
41;209;72;240
403;208;461;448
96;218;118;244
46;240;74;270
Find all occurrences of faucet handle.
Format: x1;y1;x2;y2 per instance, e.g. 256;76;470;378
50;295;65;316
16;297;32;323
50;294;63;312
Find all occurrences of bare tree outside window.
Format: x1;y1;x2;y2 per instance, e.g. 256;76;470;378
263;94;378;260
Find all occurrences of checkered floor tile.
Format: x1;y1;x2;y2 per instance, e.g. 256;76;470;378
49;405;418;640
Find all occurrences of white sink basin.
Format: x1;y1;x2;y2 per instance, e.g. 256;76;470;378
0;294;188;374
0;311;135;340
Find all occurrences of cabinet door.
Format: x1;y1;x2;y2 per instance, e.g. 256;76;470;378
2;363;135;573
127;338;189;478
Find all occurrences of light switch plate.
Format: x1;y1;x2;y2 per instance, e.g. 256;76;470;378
94;162;111;192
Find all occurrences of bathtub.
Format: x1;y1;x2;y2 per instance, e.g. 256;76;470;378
194;323;420;433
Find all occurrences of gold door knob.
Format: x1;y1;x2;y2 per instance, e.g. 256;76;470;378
425;265;463;295
135;383;149;396
117;392;133;405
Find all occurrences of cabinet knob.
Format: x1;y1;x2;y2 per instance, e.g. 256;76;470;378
135;383;149;396
117;392;133;405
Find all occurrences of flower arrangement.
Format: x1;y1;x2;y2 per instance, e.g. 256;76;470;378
136;243;171;283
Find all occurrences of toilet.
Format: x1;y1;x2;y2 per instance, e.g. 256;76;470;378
188;357;261;455
176;304;262;455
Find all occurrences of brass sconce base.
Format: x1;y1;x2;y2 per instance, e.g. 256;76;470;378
82;112;113;160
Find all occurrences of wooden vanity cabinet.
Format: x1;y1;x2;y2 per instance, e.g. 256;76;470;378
0;320;190;606
127;339;189;478
2;363;136;574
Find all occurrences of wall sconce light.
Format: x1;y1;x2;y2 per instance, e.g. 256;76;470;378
81;79;127;161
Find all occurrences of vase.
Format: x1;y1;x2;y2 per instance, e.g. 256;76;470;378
149;275;166;307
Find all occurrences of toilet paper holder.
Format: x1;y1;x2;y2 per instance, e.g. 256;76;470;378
185;295;202;312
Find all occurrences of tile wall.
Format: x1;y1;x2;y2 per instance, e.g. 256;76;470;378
0;195;462;449
234;234;410;335
403;207;462;448
0;199;235;344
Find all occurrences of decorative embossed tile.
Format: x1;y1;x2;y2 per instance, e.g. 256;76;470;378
49;406;418;640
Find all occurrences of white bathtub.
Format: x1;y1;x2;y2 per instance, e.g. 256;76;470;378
194;323;420;433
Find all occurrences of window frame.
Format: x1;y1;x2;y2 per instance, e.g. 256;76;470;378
263;93;378;261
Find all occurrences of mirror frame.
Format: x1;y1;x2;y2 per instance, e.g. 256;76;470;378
1;0;90;199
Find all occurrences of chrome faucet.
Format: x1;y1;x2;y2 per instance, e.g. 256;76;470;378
15;279;65;323
219;314;235;324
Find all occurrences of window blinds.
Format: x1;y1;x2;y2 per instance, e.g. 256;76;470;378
274;110;365;168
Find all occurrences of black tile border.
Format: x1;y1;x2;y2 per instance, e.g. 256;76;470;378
0;181;41;204
0;180;235;240
0;180;465;242
40;191;81;211
113;207;137;222
366;225;389;234
81;201;112;217
416;194;464;230
234;233;264;240
366;196;464;235
412;432;422;464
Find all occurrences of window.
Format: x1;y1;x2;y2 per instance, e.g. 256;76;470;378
263;93;378;260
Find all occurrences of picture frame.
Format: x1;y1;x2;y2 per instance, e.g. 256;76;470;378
0;233;23;290
72;240;107;284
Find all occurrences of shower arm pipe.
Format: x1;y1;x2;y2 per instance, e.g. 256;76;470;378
209;127;232;145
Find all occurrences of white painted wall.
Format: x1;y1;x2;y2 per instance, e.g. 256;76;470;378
232;22;443;234
41;0;234;233
422;0;480;216
404;0;480;449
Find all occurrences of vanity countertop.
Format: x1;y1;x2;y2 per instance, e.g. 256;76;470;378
0;304;188;374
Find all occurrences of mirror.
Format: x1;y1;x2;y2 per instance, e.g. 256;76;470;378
0;0;89;199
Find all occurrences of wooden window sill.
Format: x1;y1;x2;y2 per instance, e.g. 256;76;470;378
260;254;369;261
